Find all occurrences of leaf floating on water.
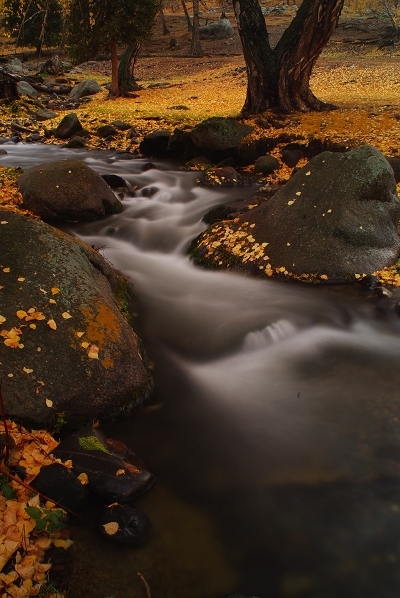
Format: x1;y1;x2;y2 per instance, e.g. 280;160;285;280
103;521;119;535
88;345;99;359
45;399;53;408
47;319;57;330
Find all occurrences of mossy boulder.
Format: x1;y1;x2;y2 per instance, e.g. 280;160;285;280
191;117;252;153
190;145;400;283
18;159;122;222
0;210;152;428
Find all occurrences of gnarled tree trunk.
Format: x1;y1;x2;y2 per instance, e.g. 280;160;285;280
118;42;142;94
233;0;345;114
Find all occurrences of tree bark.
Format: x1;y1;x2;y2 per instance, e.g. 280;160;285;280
118;43;142;94
190;0;203;56
234;0;345;114
160;8;170;35
109;38;119;98
181;0;192;31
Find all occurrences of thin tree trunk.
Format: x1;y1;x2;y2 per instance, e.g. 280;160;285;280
118;42;142;94
181;0;192;31
234;0;344;114
160;9;170;35
190;0;203;56
109;38;119;98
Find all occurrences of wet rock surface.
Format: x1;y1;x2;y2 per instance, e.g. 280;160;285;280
18;159;122;222
190;145;400;283
0;210;152;427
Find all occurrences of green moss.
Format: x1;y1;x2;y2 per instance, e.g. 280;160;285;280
79;435;111;453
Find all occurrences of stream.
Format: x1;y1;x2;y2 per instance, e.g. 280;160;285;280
2;144;400;598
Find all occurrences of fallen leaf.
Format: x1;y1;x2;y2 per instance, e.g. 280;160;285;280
22;367;33;374
29;324;36;329
81;341;89;349
88;345;99;359
103;522;119;535
16;310;27;319
48;299;56;304
45;399;53;408
77;473;89;485
3;267;10;273
0;315;6;324
17;277;25;282
39;288;47;294
76;331;84;338
51;287;60;295
116;469;125;476
61;312;72;319
47;319;57;330
0;221;8;224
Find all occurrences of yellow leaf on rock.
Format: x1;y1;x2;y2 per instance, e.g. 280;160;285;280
17;277;25;282
61;312;72;319
47;319;57;330
48;299;56;304
45;399;53;408
77;473;89;485
88;345;99;359
3;267;10;273
22;368;33;374
51;287;60;295
53;538;74;549
116;469;125;476
81;341;89;349
76;332;84;338
0;315;5;324
16;311;27;319
103;522;119;535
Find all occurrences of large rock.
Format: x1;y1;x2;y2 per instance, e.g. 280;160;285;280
69;79;102;100
199;17;234;39
190;145;400;283
191;117;252;155
18;159;122;222
0;210;152;428
16;81;38;99
139;130;171;158
54;113;82;139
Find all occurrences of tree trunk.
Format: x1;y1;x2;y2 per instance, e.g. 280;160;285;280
160;9;170;35
109;38;119;98
181;0;192;31
234;0;344;114
118;43;142;95
190;0;203;56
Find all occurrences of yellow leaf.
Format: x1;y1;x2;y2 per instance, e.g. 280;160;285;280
76;331;84;338
27;308;35;314
77;473;89;485
0;315;5;324
47;319;57;330
40;288;47;294
17;277;25;282
61;312;72;319
29;324;36;329
53;538;74;549
16;310;27;319
45;399;53;408
0;221;8;224
23;367;33;374
48;299;56;304
51;287;60;295
103;521;119;535
81;341;89;349
116;469;125;476
2;267;10;273
88;345;99;359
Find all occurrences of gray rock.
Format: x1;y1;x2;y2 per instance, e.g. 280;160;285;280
35;109;57;122
254;155;280;175
199;17;234;39
97;124;117;138
0;210;152;428
190;145;400;282
111;120;132;131
191;117;253;152
69;79;102;100
54;113;82;139
18;159;122;222
16;81;38;99
201;166;239;187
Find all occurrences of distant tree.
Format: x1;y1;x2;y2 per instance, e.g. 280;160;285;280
66;0;161;98
181;0;193;30
3;0;63;55
234;0;344;113
190;0;203;55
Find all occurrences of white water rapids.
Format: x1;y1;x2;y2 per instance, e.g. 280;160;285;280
2;144;400;598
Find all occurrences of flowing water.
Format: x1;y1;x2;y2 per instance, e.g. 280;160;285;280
2;144;400;598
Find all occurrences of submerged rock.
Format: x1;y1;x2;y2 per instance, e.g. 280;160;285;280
0;211;152;427
189;145;400;283
54;426;155;503
99;504;151;546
